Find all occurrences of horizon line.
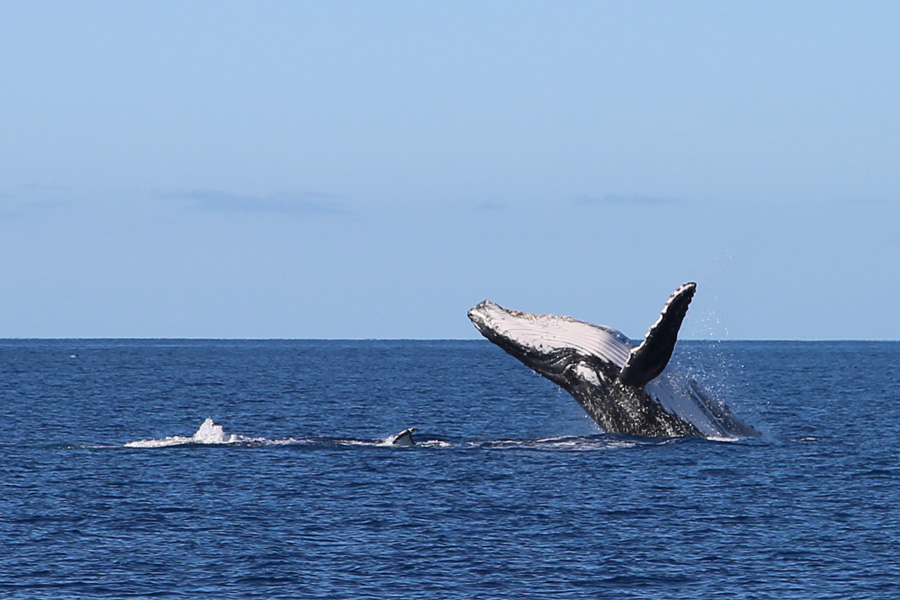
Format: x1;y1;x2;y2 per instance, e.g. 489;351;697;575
1;337;898;343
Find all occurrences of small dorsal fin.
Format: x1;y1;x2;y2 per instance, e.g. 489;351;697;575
618;282;696;387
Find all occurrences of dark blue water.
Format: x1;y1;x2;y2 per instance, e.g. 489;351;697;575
2;340;898;599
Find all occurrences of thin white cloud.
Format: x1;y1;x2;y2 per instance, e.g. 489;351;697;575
0;187;77;218
161;189;349;216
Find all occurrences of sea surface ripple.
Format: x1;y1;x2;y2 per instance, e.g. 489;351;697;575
1;340;898;598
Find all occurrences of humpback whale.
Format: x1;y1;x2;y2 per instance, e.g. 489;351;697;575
468;283;757;439
384;428;417;446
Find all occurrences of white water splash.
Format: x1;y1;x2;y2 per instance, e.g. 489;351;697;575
125;418;257;448
125;419;444;449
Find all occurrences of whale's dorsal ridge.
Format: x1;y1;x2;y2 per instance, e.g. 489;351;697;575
618;282;696;387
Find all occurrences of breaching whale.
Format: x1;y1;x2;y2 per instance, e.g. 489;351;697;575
468;283;757;439
384;427;417;446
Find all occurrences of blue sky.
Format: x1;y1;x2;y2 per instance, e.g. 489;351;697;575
2;2;898;339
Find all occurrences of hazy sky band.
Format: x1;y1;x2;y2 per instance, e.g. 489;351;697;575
2;2;898;339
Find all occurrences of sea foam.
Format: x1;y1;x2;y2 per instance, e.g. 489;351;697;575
125;417;254;448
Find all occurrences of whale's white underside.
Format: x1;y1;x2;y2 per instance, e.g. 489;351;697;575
474;306;633;365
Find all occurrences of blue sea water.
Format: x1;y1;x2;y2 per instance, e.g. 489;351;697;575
1;339;898;599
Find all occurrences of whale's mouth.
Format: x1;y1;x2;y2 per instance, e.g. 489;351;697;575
467;300;503;340
467;300;547;358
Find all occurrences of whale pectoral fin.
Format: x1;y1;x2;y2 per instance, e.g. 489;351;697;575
618;282;696;387
390;428;417;446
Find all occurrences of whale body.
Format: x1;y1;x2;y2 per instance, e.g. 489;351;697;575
384;428;417;446
468;283;757;439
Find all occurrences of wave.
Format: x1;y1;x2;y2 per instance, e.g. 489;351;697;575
476;434;688;451
120;419;719;452
124;418;448;449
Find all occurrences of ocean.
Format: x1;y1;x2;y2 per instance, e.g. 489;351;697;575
1;339;898;599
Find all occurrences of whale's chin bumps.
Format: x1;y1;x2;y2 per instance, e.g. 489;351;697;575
468;284;758;439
